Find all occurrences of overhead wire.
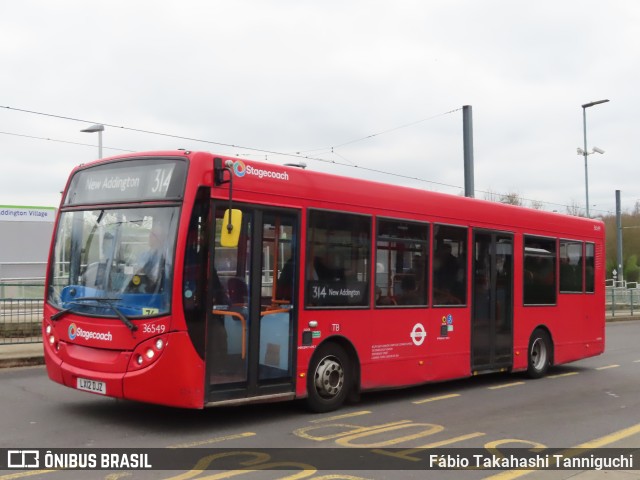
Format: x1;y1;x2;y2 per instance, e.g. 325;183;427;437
0;104;614;216
0;130;134;153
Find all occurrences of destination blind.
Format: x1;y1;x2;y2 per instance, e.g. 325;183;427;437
64;158;187;205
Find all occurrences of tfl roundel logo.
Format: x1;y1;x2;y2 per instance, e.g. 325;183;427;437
68;323;77;340
232;160;246;177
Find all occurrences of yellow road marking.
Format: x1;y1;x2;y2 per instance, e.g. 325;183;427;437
413;393;461;404
167;432;256;448
547;372;579;379
482;422;640;479
633;360;640;363
596;364;620;370
374;432;487;461
309;410;371;423
488;382;525;390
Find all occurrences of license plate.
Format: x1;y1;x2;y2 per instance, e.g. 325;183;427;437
76;377;106;395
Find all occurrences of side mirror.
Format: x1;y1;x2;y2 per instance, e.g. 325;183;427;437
220;209;242;247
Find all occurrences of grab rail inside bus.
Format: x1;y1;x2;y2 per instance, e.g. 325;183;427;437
260;308;290;317
211;309;246;359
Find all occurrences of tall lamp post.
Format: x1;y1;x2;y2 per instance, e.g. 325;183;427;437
579;99;609;217
81;124;105;159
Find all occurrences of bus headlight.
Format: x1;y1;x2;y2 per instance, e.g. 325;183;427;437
44;321;58;351
129;335;167;371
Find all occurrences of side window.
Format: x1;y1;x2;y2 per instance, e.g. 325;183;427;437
585;243;595;293
183;187;210;359
306;210;370;308
559;240;583;293
375;219;428;307
524;236;557;305
432;225;467;306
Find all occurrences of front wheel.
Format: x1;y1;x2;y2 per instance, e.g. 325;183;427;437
527;329;552;378
306;343;351;413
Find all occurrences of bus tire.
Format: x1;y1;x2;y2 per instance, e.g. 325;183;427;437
527;329;552;379
306;342;351;413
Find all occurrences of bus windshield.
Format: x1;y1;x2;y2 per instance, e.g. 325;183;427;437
48;206;179;318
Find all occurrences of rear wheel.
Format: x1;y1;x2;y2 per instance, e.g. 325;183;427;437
527;329;552;378
306;343;351;413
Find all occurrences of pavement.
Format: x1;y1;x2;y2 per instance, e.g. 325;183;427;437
0;341;44;368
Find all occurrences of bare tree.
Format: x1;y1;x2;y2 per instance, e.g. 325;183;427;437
482;189;500;202
529;199;544;210
500;191;524;206
566;199;585;217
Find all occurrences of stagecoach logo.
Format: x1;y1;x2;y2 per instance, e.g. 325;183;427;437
230;160;289;181
232;160;247;177
68;323;113;342
410;323;427;346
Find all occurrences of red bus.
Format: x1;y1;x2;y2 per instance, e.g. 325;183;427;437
43;150;605;411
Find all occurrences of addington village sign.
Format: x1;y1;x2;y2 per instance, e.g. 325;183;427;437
0;205;56;223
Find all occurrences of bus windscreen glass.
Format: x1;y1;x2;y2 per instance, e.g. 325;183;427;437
48;206;179;318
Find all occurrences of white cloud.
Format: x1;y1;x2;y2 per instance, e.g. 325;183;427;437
0;0;638;215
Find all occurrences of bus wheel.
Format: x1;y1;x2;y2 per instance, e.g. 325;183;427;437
527;329;551;379
307;343;350;413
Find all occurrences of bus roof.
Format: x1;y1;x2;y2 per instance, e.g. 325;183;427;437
73;150;604;240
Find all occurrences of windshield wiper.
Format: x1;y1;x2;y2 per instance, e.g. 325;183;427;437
50;296;138;332
51;306;75;321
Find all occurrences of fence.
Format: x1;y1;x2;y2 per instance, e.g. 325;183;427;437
0;282;44;345
606;286;640;318
1;283;635;345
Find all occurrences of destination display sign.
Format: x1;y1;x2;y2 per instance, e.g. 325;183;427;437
306;280;368;307
64;158;187;205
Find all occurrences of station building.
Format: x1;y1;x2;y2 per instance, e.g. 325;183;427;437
0;205;56;282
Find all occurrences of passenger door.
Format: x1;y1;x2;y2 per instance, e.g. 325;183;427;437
206;205;298;403
471;230;514;372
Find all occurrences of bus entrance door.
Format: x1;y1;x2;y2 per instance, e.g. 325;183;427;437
207;207;298;404
471;230;514;373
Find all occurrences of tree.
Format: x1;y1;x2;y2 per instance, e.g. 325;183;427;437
500;192;524;206
603;212;640;281
625;255;640;284
482;189;500;202
529;199;544;210
566;200;584;217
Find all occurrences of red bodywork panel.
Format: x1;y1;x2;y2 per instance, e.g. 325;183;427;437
44;150;606;408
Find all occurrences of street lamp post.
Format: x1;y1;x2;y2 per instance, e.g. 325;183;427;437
580;99;609;217
81;124;105;159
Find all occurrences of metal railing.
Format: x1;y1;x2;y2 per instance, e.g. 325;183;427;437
0;282;635;345
0;298;43;344
0;282;44;344
606;286;640;318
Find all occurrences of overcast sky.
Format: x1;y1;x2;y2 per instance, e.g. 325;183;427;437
1;1;637;217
